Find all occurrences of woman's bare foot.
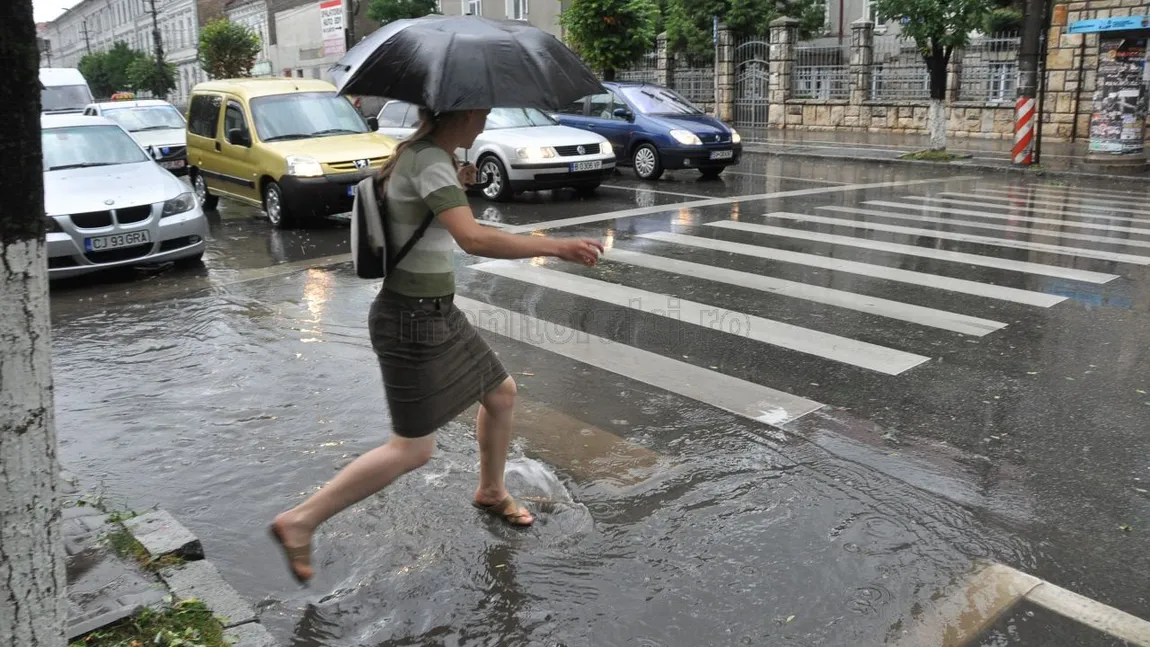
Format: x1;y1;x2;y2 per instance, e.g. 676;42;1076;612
269;511;315;583
473;488;533;526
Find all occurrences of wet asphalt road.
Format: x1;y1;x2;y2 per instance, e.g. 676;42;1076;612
47;155;1150;646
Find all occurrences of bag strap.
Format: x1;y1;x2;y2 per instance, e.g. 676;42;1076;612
377;175;436;275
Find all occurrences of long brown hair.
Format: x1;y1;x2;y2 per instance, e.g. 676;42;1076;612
376;106;446;189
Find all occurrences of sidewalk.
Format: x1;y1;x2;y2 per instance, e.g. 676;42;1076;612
742;129;1150;183
61;473;276;646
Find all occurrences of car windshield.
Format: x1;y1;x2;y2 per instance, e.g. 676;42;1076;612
42;124;150;171
41;84;91;112
102;105;186;131
484;108;556;129
249;92;369;142
618;86;704;115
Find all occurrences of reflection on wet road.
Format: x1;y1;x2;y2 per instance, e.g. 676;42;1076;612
49;157;1150;646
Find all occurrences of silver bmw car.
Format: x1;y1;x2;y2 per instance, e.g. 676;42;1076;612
41;113;209;279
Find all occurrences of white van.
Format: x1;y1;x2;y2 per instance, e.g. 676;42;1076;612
40;68;94;114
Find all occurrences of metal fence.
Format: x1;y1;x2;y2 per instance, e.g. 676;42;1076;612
793;43;851;100
958;31;1021;103
670;53;715;103
616;50;659;84
870;38;930;101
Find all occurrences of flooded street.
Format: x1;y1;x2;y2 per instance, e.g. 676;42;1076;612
48;156;1150;646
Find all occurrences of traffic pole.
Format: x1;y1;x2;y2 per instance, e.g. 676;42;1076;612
1013;96;1036;164
1014;0;1046;165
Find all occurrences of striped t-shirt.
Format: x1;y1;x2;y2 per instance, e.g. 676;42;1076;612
383;139;469;297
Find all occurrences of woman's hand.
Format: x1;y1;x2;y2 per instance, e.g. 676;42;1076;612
554;239;605;266
456;163;479;186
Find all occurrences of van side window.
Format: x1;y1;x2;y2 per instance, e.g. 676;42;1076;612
188;94;222;138
224;102;249;139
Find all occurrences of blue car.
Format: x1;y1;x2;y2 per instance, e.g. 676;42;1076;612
554;81;742;181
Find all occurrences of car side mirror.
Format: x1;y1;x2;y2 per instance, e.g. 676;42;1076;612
366;116;379;130
613;107;633;120
227;128;250;146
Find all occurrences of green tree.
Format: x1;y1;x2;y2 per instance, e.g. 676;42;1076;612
79;41;146;98
869;0;995;151
367;0;439;24
197;18;261;79
559;0;659;81
663;0;825;59
126;55;176;97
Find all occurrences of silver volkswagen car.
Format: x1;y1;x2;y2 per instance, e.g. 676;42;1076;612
41;113;209;279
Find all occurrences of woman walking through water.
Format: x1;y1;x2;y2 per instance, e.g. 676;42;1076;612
269;106;605;584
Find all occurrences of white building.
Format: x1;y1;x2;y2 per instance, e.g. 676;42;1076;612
39;0;204;106
225;0;273;77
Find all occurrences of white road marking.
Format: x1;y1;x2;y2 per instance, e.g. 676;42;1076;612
905;195;1150;227
470;260;930;375
501;176;980;233
599;184;712;199
816;206;1150;264
970;189;1150;216
705;219;1119;284
453;294;825;425
720;169;848;185
985;184;1150;202
638;231;1066;307
602;247;1007;335
867;199;1150;236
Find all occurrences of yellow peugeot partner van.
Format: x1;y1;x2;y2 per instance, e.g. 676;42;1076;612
185;78;396;228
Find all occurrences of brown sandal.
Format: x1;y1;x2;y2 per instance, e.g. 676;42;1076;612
268;522;312;585
473;495;534;526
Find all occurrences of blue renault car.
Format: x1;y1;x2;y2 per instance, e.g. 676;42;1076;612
554;81;742;180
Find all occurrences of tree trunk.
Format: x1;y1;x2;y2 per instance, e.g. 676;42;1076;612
0;2;67;647
925;45;951;151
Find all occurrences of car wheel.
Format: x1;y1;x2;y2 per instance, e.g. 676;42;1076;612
192;171;218;210
264;182;297;229
633;144;664;180
478;155;513;202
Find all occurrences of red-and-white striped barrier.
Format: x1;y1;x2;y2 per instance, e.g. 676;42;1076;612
1013;96;1036;165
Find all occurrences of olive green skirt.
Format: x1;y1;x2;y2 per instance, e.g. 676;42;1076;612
368;287;509;438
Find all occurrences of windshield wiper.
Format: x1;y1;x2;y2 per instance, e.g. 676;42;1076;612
311;128;360;136
263;133;312;142
131;125;177;132
48;163;116;171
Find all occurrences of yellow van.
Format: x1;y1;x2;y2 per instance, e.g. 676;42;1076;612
185;78;397;228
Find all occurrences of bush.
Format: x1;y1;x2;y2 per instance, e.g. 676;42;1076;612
984;8;1023;33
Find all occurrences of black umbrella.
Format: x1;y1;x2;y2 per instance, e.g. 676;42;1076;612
329;15;605;113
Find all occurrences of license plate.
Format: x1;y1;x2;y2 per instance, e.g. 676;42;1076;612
570;160;602;172
347;185;356;196
85;230;151;252
709;149;734;160
161;160;185;169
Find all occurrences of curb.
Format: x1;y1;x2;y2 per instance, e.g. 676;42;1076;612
123;510;278;647
744;144;1150;186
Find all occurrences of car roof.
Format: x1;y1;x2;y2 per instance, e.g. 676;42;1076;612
41;113;116;128
39;67;88;84
190;78;338;99
92;99;174;109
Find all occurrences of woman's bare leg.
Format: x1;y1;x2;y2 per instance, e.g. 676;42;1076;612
474;376;532;525
272;433;436;580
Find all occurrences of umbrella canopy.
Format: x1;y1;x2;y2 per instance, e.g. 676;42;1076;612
329;15;605;113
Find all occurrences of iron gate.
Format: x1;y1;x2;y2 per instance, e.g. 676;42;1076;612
733;37;771;141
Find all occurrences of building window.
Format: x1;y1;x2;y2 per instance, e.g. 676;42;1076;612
987;62;1017;102
506;0;526;20
466;0;481;15
864;0;887;26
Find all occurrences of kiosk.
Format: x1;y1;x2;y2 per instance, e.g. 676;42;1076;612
1069;15;1150;168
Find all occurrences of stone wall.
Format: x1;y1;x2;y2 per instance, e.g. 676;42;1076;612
775;100;1016;138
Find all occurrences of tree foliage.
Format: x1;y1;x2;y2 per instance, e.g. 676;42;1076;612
663;0;825;59
126;56;176;98
367;0;439;24
79;41;145;98
559;0;660;80
197;18;262;79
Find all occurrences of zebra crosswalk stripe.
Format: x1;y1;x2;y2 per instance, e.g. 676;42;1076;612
637;231;1066;307
904;196;1150;228
469;259;931;375
895;197;1150;234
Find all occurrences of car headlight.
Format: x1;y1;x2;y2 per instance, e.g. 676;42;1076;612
670;129;703;146
600;140;613;156
286;155;324;177
516;147;556;160
161;192;197;217
730;129;741;144
43;215;63;233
